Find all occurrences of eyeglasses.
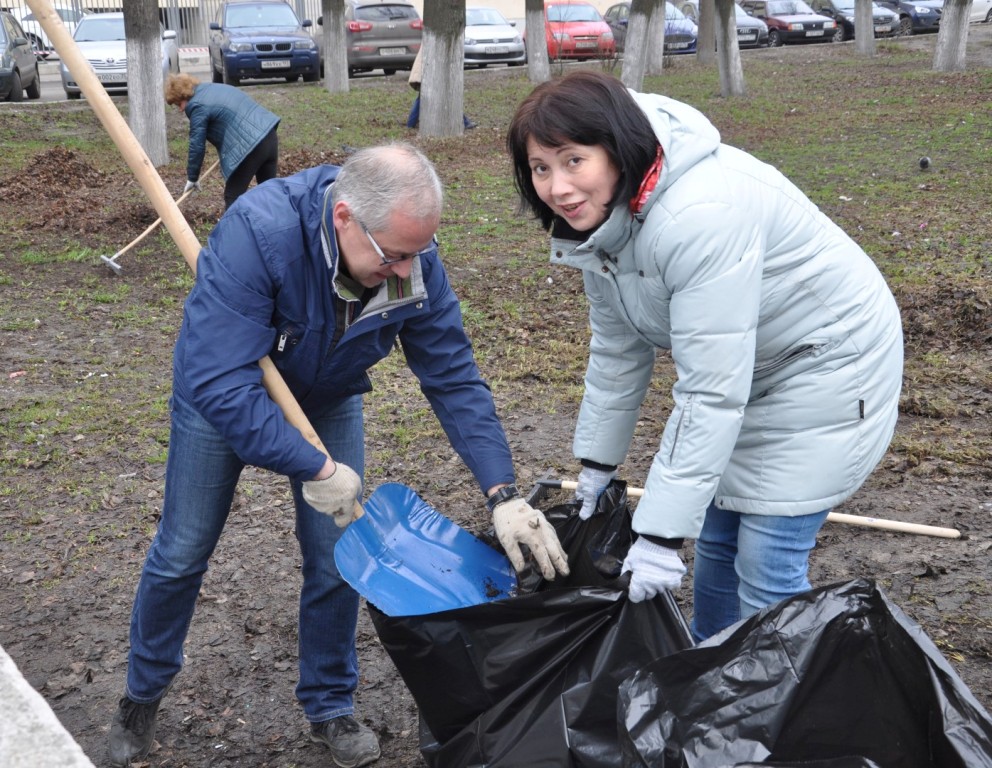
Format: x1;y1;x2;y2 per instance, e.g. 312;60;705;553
359;220;437;266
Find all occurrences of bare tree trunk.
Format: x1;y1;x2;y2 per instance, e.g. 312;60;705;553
526;0;550;82
321;0;349;93
854;0;877;55
124;0;168;167
620;0;652;89
645;0;666;75
421;0;465;137
697;0;717;65
933;0;969;71
714;0;745;95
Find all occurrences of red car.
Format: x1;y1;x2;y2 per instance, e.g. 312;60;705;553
545;0;616;59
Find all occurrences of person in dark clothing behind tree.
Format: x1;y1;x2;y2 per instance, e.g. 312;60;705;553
165;73;280;209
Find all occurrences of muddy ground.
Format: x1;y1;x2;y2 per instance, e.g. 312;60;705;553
2;31;991;768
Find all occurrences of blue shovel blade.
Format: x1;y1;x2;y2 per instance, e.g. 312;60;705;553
334;482;518;617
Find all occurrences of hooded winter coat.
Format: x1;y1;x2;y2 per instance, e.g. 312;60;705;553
553;91;903;541
184;82;280;182
173;164;515;491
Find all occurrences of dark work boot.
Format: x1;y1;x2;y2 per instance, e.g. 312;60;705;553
107;694;163;766
310;715;381;768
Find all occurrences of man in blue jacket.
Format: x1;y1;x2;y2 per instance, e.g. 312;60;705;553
107;143;569;768
165;73;280;209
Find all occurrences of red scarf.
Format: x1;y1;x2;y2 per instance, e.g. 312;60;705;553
630;145;664;214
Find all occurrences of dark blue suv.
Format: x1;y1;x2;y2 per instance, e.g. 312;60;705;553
209;0;320;85
875;0;941;34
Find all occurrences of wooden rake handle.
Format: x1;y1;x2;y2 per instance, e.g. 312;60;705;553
27;0;363;518
543;480;962;539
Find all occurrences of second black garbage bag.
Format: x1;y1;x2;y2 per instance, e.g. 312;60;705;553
368;481;694;768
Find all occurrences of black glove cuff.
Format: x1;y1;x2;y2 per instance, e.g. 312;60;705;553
640;533;685;550
485;484;520;513
579;458;618;472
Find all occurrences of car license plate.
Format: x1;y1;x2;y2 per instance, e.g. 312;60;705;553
379;46;407;55
669;41;689;48
97;73;126;82
874;24;890;32
576;40;597;48
260;59;290;69
484;45;509;54
806;29;824;35
738;32;757;40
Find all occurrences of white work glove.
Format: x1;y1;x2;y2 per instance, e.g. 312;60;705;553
302;462;363;527
183;179;201;194
493;498;570;580
621;537;687;602
576;465;617;520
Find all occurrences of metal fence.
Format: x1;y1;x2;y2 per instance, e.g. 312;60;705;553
2;0;328;48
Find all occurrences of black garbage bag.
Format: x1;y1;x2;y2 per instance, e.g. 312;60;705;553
618;578;992;768
368;481;694;768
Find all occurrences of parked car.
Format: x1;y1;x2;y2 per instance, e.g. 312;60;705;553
969;0;992;22
739;0;837;45
9;3;88;59
209;0;320;85
340;0;422;76
874;0;942;34
809;0;900;39
677;0;770;47
464;6;525;67
604;0;698;55
545;0;616;60
1;10;41;101
60;12;179;99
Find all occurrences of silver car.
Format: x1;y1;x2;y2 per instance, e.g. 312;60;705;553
464;6;526;68
344;0;422;76
60;12;180;99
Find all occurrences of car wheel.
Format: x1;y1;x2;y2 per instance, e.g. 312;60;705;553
7;71;22;102
899;15;913;34
285;74;300;82
303;71;319;82
25;64;41;99
66;89;80;100
383;68;397;76
832;25;845;41
212;65;222;83
985;7;992;22
222;63;240;86
767;28;782;46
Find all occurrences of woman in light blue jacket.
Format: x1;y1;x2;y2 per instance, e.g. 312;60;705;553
507;71;903;641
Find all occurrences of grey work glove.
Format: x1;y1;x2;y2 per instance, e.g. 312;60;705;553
576;465;617;520
621;537;687;602
183;179;201;195
493;498;570;580
302;462;363;527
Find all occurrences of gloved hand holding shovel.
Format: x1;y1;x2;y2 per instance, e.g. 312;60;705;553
491;487;570;580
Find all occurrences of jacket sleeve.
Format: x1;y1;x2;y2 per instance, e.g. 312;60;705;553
174;202;327;482
636;200;763;540
397;256;515;495
185;100;208;183
573;278;657;466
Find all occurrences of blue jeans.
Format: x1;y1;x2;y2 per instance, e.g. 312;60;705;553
691;502;830;642
125;391;365;723
406;95;473;129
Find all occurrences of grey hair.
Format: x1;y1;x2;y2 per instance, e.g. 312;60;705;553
330;142;444;230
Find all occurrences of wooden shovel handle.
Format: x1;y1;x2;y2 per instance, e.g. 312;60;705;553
27;0;331;460
545;480;962;539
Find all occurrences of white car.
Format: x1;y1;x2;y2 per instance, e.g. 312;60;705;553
970;0;992;23
59;12;180;100
9;3;88;59
464;6;526;67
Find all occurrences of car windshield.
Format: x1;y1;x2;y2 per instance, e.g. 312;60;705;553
74;17;125;42
225;3;300;28
355;4;417;21
665;2;687;19
467;7;510;25
735;3;755;16
547;4;602;22
833;0;855;9
767;0;816;12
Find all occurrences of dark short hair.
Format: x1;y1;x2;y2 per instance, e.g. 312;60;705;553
506;71;658;230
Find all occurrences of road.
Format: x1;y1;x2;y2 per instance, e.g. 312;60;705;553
31;50;211;103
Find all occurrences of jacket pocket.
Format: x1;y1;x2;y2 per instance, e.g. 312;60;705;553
753;343;821;378
661;394;693;466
